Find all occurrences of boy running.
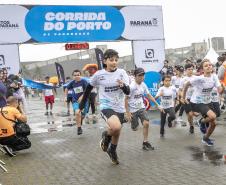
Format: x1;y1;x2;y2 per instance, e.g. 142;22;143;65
79;49;130;165
125;67;161;150
65;70;88;135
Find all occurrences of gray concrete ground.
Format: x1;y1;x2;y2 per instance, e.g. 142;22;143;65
1;97;226;185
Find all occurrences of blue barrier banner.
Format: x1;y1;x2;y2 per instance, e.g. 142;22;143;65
25;6;125;42
22;79;54;89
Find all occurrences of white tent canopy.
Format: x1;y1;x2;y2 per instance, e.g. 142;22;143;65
204;47;219;65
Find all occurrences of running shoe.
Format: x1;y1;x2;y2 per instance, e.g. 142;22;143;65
107;148;119;165
143;142;155;151
189;126;194;134
198;118;206;134
160;129;165;138
100;131;111;152
202;137;214;146
168;121;172;128
77;127;83;135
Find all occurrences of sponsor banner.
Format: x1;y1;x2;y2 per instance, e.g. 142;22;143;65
120;6;164;40
0;5;31;44
133;40;165;72
25;6;125;42
0;44;20;74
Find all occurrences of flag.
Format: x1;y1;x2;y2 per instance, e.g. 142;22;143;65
94;48;104;70
55;62;65;85
22;79;54;89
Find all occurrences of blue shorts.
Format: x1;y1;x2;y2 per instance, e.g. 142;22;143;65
72;101;89;116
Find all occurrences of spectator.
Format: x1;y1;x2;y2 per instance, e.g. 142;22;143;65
0;96;31;157
64;76;74;116
218;56;226;85
160;60;174;77
0;69;7;108
216;56;225;73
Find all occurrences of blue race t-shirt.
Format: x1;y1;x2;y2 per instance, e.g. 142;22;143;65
66;79;88;102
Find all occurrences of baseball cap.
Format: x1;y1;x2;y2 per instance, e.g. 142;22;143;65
134;68;145;76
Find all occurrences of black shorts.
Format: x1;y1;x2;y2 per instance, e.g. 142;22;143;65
131;109;149;130
183;100;192;114
101;109;127;124
67;97;73;103
191;102;214;117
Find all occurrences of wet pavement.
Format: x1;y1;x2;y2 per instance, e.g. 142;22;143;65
1;97;226;185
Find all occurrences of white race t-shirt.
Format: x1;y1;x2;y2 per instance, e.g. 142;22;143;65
90;68;129;113
171;76;183;93
127;81;149;113
156;86;177;109
190;74;221;104
43;83;53;96
211;87;220;103
179;75;195;100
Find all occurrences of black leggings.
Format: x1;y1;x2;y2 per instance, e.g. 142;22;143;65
0;135;31;151
160;107;176;134
175;103;184;116
88;92;97;114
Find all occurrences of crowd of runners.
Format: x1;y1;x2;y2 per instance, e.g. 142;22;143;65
59;49;226;165
1;49;226;165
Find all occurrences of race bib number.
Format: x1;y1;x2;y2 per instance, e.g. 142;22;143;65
73;86;83;94
134;102;143;109
161;100;170;108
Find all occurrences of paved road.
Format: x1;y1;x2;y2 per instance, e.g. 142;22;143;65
1;98;226;185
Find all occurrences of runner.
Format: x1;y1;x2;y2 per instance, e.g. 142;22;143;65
43;76;55;116
155;75;177;137
179;63;195;133
65;70;88;135
182;59;223;146
79;49;130;165
125;67;162;150
64;77;73;116
172;65;185;125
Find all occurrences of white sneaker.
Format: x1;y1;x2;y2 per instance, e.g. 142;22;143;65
2;145;16;157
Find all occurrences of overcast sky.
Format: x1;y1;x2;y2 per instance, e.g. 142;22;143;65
1;0;226;61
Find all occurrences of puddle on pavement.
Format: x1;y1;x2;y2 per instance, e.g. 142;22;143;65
187;146;226;166
30;121;64;134
151;119;160;125
55;112;70;117
62;123;75;127
62;118;75;122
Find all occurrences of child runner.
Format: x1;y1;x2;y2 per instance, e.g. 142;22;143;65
155;75;177;137
79;49;130;165
125;67;162;150
65;70;88;135
182;59;223;146
179;63;195;134
43;76;55;115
